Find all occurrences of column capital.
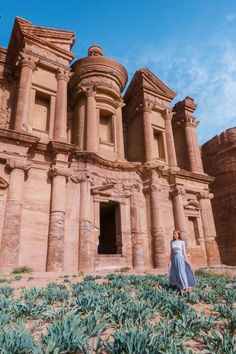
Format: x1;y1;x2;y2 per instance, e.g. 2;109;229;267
85;86;97;98
18;53;38;71
56;68;71;83
170;184;185;197
70;172;95;185
150;183;162;192
149;170;162;192
139;103;152;113
117;97;125;108
6;158;31;172
48;166;71;179
163;108;173;119
197;191;214;200
130;181;142;193
180;114;199;128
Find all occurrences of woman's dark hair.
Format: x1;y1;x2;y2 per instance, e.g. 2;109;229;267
173;229;182;240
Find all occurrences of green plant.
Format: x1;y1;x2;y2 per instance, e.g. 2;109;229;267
120;267;131;273
0;323;36;353
11;266;33;274
0;286;14;297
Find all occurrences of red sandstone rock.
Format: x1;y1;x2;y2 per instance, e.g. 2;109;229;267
202;128;236;265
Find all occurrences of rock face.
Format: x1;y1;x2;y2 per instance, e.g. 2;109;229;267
0;17;220;272
202;128;236;266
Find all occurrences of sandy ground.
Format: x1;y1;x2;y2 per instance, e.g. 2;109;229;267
0;264;235;290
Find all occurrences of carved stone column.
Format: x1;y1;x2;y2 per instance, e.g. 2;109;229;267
15;54;37;131
149;173;166;267
85;88;99;152
163;109;177;167
74;95;86;149
130;183;145;268
183;116;203;173
142;105;153;162
53;69;70;142
197;191;220;265
47;166;71;271
116;100;125;160
79;176;94;271
0;158;31;270
170;184;188;243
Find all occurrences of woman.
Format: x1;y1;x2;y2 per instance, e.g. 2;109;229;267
168;230;196;292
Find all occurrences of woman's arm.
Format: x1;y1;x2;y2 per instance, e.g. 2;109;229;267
182;241;188;260
169;241;173;262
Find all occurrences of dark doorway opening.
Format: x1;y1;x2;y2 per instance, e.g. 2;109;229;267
98;202;119;254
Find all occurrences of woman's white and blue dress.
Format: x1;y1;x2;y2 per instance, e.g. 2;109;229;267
168;240;196;290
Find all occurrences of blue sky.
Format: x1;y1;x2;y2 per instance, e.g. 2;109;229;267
1;0;236;144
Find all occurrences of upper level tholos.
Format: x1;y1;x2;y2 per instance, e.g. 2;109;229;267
69;44;128;161
0;16;204;173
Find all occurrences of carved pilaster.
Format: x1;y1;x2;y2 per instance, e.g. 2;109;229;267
141;103;153;162
163;108;177;167
47;165;71;272
85;86;99;152
116;99;125;160
197;190;220;265
14;53;38;131
0;158;31;270
179;115;203;173
170;184;188;243
149;172;166;268
130;182;145;268
53;68;71;142
79;176;94;271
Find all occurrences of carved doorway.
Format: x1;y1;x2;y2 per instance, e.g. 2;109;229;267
98;202;120;254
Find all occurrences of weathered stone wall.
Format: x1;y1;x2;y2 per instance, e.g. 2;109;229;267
202;128;236;265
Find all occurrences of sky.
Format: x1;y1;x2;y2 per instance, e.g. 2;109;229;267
1;0;236;144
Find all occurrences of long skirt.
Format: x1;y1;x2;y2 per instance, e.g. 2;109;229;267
169;254;196;290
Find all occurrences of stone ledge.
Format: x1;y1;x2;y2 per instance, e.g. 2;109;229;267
0;128;40;145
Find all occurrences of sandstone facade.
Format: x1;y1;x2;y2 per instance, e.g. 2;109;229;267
0;17;220;272
202;128;236;265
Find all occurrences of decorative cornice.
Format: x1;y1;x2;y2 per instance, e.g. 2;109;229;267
48;140;77;154
170;168;214;183
0;128;40;145
73;151;141;171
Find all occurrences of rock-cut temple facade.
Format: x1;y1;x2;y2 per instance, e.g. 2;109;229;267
0;17;220;272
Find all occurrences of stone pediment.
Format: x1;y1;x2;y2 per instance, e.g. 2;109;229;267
124;67;176;104
7;17;75;66
15;17;75;50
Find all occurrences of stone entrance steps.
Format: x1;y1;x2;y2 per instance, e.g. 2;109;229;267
95;254;127;270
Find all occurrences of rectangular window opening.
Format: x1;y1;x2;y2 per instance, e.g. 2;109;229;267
188;216;200;245
153;130;165;160
99;110;114;144
32;92;50;132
